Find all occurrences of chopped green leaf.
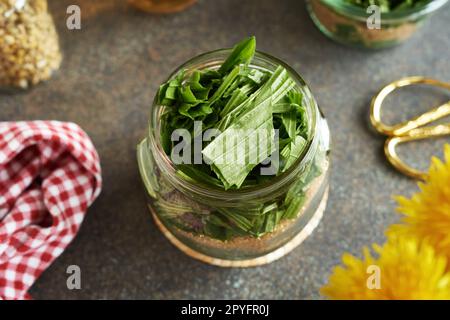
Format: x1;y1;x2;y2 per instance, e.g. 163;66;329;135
218;36;256;74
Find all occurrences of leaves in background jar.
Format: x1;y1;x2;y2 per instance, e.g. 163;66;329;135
343;0;432;12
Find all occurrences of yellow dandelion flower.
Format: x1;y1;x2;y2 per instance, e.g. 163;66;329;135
321;236;450;299
387;144;450;262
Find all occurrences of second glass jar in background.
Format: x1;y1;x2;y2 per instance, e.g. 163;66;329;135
306;0;449;49
0;0;62;91
137;50;331;267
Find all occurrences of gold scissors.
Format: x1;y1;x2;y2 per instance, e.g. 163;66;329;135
370;76;450;180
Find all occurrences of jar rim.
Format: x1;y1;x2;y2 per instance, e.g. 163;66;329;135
147;49;321;201
318;0;449;21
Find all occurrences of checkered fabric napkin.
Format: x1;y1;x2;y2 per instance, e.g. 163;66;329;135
0;121;102;300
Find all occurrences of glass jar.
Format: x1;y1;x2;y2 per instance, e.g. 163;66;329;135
306;0;449;49
137;49;331;267
128;0;196;14
0;0;61;91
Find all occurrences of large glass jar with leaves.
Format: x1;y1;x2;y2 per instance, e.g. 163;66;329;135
137;37;331;267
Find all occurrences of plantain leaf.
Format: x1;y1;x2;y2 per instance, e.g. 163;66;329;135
218;36;256;74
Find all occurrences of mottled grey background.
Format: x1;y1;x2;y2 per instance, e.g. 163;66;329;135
1;0;449;299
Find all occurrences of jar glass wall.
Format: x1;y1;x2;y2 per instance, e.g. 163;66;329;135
306;0;449;49
0;0;61;91
137;50;331;266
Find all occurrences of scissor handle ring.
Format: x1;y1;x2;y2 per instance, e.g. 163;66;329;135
370;77;450;137
385;125;450;180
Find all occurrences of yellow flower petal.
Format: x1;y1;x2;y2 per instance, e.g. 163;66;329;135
321;237;450;300
387;144;450;263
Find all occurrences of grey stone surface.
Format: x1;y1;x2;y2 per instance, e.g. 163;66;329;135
1;0;449;299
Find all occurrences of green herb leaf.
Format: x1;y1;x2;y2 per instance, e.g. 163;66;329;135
281;109;297;140
218;36;256;74
281;135;307;172
202;66;296;188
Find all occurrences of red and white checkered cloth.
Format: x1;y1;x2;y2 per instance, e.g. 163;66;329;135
0;121;102;300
